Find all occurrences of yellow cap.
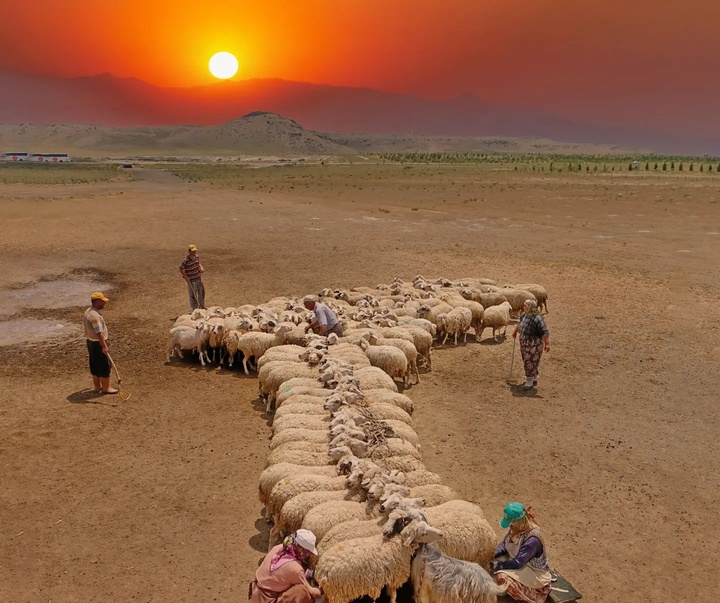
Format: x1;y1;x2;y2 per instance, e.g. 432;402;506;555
91;292;109;302
188;244;197;251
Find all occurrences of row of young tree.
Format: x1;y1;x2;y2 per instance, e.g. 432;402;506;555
372;152;720;168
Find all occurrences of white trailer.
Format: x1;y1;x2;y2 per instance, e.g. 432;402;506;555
1;152;30;162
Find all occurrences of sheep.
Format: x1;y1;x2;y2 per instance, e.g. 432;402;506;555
275;390;330;408
273;401;329;420
258;463;338;508
436;307;473;345
382;326;433;370
472;291;508;310
265;447;334;468
416;302;455;327
324;398;414;425
314;534;412;603
235;330;285;375
384;500;495;565
269;428;330;449
404;521;508;603
378;485;459;513
354;340;409;386
257;361;319;411
396;317;436;336
316;517;387;556
437;295;485;335
499;288;536;315
366;335;420;385
335;436;421;461
512;283;549;312
221;321;254;367
478;301;512;340
204;317;227;363
167;323;212;366
363;469;442;493
325;343;373;368
270;489;368;548
332;388;414;415
301;500;378;543
172;313;200;328
337;367;399;392
256;344;306;370
266;475;349;522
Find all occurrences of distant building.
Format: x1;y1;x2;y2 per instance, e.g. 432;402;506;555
1;152;30;162
29;153;71;162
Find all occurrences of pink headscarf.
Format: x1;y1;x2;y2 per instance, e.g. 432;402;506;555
269;537;300;573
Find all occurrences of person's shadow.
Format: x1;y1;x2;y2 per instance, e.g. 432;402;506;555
509;384;544;399
66;389;120;407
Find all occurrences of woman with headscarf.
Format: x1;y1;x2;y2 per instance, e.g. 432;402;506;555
491;502;553;603
511;299;550;389
249;530;322;603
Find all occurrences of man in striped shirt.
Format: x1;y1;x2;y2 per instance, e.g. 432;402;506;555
179;244;206;311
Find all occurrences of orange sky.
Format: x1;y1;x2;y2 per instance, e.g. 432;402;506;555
1;0;717;127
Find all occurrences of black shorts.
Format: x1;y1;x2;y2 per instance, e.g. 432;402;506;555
87;340;111;378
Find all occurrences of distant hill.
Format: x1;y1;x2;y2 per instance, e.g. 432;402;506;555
0;113;353;156
0;112;636;157
1;69;718;155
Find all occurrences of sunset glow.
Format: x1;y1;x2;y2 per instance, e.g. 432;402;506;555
0;0;718;137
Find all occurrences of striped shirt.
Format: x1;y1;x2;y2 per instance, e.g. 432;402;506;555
180;254;203;281
84;307;108;341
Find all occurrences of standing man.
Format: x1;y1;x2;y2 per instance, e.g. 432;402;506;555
179;244;205;311
84;292;118;395
303;295;343;337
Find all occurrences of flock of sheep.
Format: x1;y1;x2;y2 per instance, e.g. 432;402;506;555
167;276;549;603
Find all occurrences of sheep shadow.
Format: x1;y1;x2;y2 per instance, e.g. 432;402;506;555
476;334;509;346
249;515;272;558
251;397;274;427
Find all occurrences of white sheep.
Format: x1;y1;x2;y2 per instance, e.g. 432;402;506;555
382;326;433;370
301;499;377;543
355;341;409;386
256;344;306;370
512;283;549;312
477;301;512;340
258;361;319;411
270;489;368;549
167;323;212;366
331;388;414;415
436;307;473;345
314;534;412;603
499;288;536;315
266;474;349;522
378;484;459;513
384;500;495;566
316;517;386;556
269;428;330;449
366;335;420;385
258;463;338;508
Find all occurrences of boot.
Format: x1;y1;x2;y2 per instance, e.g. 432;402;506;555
523;377;535;389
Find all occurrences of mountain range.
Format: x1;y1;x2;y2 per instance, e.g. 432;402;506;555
1;69;718;155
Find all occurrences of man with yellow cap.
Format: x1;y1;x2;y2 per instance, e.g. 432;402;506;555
83;292;117;394
179;244;205;311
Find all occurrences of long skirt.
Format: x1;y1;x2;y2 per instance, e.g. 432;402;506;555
496;571;551;603
187;278;205;311
519;335;543;380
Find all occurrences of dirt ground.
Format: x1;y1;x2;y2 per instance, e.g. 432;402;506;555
1;164;718;603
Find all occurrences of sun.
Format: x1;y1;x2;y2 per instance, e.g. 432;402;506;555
209;52;239;79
